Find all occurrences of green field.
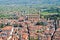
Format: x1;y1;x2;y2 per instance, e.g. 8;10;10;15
0;5;60;18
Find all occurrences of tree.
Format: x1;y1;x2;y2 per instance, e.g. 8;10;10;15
35;22;47;26
0;23;4;28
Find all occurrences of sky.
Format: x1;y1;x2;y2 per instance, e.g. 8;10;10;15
0;0;60;5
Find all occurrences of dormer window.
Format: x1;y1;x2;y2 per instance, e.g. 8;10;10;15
19;24;23;27
0;29;2;32
18;20;24;22
25;16;28;20
13;24;18;27
5;22;10;26
1;33;7;37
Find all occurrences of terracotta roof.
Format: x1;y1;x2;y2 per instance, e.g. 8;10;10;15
18;17;24;21
56;28;60;31
2;26;12;31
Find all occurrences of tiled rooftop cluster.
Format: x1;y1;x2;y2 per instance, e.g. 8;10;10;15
0;14;60;40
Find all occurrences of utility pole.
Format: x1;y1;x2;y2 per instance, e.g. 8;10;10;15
37;30;42;40
27;24;30;40
54;19;57;30
38;34;41;40
19;34;22;40
51;16;57;40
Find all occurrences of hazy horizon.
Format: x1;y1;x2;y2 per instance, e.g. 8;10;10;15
0;0;60;6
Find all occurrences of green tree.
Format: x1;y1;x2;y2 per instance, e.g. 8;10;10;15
0;23;4;28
